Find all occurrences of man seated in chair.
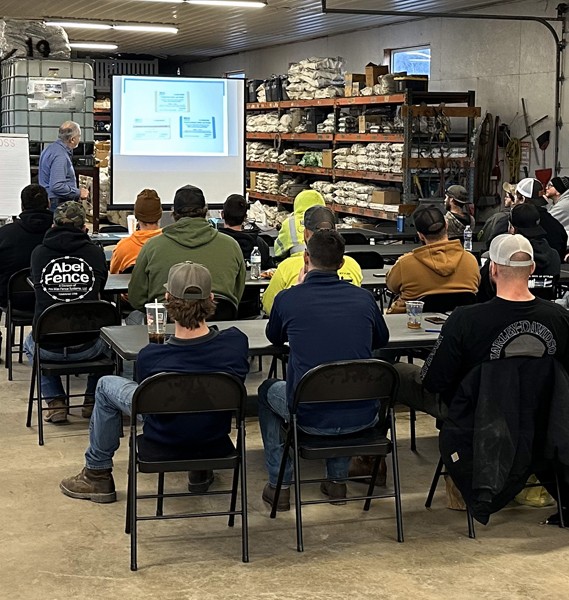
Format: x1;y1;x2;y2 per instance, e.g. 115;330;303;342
262;205;363;315
395;234;569;522
60;262;249;504
24;201;108;423
258;230;390;510
386;205;480;314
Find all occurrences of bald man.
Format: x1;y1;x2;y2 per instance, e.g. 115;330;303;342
39;121;89;211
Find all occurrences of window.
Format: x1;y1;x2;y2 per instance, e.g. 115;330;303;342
391;46;431;77
225;71;246;79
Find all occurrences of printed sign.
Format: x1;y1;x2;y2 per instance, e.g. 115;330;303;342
40;257;95;302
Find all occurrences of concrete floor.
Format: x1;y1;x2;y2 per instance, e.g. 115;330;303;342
2;345;569;600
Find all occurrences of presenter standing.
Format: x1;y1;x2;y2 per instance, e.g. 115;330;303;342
39;122;89;211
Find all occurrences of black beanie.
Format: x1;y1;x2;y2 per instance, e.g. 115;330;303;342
551;177;569;195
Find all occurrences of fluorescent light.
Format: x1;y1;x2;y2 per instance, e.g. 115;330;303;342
70;42;118;50
45;21;112;30
113;24;178;33
187;0;266;7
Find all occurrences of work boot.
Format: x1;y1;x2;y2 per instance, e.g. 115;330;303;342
262;483;290;512
82;393;95;419
320;481;348;505
44;397;68;423
188;470;214;493
348;456;387;486
59;467;116;503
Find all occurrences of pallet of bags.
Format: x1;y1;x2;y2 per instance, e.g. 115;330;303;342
286;56;345;100
0;19;70;59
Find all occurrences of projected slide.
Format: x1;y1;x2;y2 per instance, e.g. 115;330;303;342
120;78;228;156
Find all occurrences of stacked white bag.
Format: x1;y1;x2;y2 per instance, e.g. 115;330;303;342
286;57;345;100
0;19;70;59
333;143;403;173
246;142;278;163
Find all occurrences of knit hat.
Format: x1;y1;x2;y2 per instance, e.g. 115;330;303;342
446;185;469;204
550;177;569;195
53;201;86;228
134;189;162;223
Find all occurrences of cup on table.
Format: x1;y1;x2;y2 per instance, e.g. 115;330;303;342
405;301;424;329
145;302;166;344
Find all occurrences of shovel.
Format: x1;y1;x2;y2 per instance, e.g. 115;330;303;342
535;130;552;189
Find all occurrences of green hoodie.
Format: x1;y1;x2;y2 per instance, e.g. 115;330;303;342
128;217;246;310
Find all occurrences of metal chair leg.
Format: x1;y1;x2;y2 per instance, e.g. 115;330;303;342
410;408;417;452
467;509;476;539
125;464;132;534
282;357;287;380
239;422;249;563
156;472;164;517
36;352;45;446
18;326;24;363
292;422;304;552
363;455;382;511
6;312;12;380
228;462;240;527
26;360;37;427
130;435;138;571
555;472;566;528
425;457;445;508
389;409;404;543
270;427;293;519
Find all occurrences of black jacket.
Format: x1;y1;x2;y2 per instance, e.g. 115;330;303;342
440;356;569;525
477;238;561;302
30;225;108;325
535;206;568;260
0;209;53;308
218;227;273;270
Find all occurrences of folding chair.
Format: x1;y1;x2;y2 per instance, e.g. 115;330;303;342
340;231;369;245
26;301;120;445
344;250;384;270
210;295;238;321
5;268;35;381
125;372;249;571
270;359;403;551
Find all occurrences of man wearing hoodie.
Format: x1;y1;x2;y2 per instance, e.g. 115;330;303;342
128;185;245;314
110;189;162;274
274;190;325;258
218;194;272;269
0;184;53;313
24;202;109;423
386;205;480;314
546;177;569;238
477;203;560;302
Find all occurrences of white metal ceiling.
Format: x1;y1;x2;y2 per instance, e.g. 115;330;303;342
1;0;523;59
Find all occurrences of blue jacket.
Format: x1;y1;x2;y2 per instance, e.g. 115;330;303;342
266;270;390;428
38;139;80;201
136;327;249;445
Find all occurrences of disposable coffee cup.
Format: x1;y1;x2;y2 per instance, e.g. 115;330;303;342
127;214;137;235
406;301;424;329
145;301;166;344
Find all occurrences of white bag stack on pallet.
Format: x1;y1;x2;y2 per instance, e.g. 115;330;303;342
0;19;70;60
286;57;345;100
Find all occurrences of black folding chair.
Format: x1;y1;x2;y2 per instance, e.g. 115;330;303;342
5;268;35;381
210;295;238;321
99;225;129;233
345;250;384;270
125;372;249;571
270;359;403;551
340;231;369;245
238;287;261;319
26;301;120;445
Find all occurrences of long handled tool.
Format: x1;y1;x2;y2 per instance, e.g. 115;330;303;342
520;98;548;167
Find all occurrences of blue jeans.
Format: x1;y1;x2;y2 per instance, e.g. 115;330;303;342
85;375;142;469
24;332;109;403
49;198;60;212
258;379;377;488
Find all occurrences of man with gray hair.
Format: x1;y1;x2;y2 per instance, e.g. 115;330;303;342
39;121;89;211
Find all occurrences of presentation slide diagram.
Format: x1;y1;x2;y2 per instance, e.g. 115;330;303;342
120;78;228;156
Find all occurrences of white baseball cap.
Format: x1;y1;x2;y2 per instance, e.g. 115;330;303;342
516;178;543;200
489;233;534;267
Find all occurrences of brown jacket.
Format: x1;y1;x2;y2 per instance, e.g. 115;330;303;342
386;239;480;314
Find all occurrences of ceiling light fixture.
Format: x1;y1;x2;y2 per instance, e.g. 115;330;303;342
187;0;266;7
113;24;179;33
69;42;119;49
45;21;112;30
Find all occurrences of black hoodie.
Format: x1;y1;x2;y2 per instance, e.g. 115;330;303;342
218;227;273;270
30;225;108;324
0;209;53;308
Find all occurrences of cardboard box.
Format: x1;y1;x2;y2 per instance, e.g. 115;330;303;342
346;81;364;97
372;190;401;205
365;62;389;88
247;171;257;192
322;149;334;169
345;73;366;87
358;115;383;133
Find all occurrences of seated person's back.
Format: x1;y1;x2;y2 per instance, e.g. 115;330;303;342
128;185;246;310
110;189;162;274
386;205;480;313
262;205;362;314
218;194;273;270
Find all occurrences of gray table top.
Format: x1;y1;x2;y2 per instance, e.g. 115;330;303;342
101;313;442;362
91;232;129;246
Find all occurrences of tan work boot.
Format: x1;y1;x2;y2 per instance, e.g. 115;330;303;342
44;397;68;423
320;481;347;505
60;467;117;503
348;456;387;486
445;475;467;511
82;393;95;419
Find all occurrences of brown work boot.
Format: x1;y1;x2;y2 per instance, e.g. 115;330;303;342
348;456;387;486
188;470;214;493
445;475;467;511
320;481;347;505
44;397;68;423
82;393;95;419
59;467;116;503
262;483;290;512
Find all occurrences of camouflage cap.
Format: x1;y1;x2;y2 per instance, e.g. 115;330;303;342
54;201;86;228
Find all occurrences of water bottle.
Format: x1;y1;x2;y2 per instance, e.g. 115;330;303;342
250;246;262;279
463;225;473;252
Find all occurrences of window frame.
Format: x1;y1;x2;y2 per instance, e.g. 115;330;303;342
387;45;431;76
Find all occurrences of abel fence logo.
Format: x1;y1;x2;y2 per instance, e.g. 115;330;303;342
40;257;95;302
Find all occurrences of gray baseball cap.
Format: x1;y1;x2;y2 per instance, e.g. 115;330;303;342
446;185;469;204
164;262;212;300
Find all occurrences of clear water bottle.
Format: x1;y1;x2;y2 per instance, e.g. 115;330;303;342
250;246;262;279
463;225;473;252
